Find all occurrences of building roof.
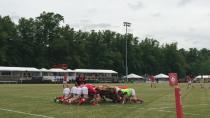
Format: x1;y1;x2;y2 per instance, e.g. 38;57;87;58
66;69;73;72
48;68;67;72
73;69;117;74
0;66;40;72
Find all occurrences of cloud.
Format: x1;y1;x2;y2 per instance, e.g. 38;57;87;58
160;28;210;49
9;14;21;23
11;15;20;20
150;11;161;17
72;22;112;31
1;0;210;49
178;0;193;7
83;23;111;29
87;8;97;14
127;1;144;10
80;19;92;24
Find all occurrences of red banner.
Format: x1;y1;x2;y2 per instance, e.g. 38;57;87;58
53;64;68;69
168;73;178;87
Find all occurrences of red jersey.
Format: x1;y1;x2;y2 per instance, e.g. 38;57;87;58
85;84;97;95
63;75;67;81
186;76;192;82
150;76;155;82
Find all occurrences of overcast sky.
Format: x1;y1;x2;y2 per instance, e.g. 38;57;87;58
0;0;210;49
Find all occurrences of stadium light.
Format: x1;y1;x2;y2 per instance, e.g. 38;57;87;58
123;22;131;82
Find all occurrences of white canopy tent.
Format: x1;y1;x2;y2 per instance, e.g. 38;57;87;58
193;75;210;83
154;73;169;79
124;73;143;79
195;75;210;79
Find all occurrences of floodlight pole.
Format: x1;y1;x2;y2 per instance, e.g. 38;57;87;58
123;22;131;82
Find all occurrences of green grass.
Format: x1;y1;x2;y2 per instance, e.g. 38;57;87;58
0;83;210;118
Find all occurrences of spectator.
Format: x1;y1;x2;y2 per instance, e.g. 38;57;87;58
76;74;86;86
186;75;193;88
63;73;68;88
149;75;156;88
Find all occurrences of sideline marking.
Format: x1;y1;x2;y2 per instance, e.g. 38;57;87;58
158;109;200;116
110;105;202;116
152;103;209;110
183;104;208;108
0;108;54;118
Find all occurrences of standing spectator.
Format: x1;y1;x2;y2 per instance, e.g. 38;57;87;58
186;75;193;88
76;74;86;86
80;74;86;85
156;78;159;84
149;75;156;88
63;73;68;88
200;75;205;88
76;75;81;85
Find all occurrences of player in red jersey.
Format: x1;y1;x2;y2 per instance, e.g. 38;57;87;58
149;75;156;88
80;84;100;105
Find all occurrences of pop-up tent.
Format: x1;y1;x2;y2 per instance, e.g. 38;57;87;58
195;75;210;79
154;73;169;78
194;75;210;82
125;73;143;79
154;73;169;83
123;73;144;82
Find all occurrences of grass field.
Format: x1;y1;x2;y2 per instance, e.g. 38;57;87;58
0;83;210;118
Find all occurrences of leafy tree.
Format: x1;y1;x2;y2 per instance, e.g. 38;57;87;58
0;16;17;65
1;12;210;78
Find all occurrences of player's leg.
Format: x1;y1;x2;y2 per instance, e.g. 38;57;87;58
79;86;88;104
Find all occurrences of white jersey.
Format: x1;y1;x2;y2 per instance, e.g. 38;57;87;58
63;88;71;97
70;86;82;95
81;86;88;95
76;87;82;95
71;86;77;94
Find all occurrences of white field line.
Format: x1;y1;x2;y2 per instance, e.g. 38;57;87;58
21;96;44;99
147;107;173;110
146;104;208;116
154;103;209;110
127;106;145;109
183;112;201;116
109;104;119;107
109;104;202;116
109;105;145;110
183;104;208;108
155;103;174;106
158;109;200;116
0;108;54;118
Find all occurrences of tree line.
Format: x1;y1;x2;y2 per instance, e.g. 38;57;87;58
1;12;210;78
